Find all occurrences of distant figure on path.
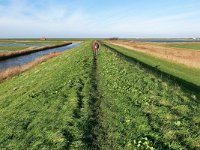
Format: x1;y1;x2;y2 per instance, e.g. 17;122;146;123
92;41;100;55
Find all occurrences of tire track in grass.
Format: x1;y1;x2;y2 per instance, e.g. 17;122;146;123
61;79;85;149
73;79;84;119
83;54;102;149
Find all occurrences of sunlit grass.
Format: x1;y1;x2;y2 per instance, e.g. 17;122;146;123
97;45;200;149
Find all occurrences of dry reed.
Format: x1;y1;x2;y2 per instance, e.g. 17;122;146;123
110;40;200;69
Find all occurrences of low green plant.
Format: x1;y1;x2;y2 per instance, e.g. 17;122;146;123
97;45;200;149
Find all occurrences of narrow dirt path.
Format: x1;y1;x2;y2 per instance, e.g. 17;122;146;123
83;54;102;149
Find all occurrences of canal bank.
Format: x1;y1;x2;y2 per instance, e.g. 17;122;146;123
0;43;80;71
0;42;72;60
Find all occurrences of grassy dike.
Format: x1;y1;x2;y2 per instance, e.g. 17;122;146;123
1;41;200;150
97;45;200;149
0;41;96;149
105;43;200;90
0;46;29;51
0;42;72;60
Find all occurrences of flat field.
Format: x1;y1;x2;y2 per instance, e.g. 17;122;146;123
0;46;29;52
0;39;75;52
109;40;200;69
163;43;200;51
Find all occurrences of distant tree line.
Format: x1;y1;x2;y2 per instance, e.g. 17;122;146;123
109;37;119;40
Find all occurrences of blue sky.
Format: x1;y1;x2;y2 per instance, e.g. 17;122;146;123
0;0;200;38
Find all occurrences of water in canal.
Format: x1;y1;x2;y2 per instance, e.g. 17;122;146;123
0;43;80;71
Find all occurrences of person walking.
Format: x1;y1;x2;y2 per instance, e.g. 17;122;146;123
92;41;100;55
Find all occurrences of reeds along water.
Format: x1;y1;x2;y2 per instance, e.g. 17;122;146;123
0;52;60;82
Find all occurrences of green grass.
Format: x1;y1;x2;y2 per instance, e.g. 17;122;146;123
105;43;200;88
97;45;200;149
164;43;200;51
0;46;30;51
0;41;94;149
0;41;200;149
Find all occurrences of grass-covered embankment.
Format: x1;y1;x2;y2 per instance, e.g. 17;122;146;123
105;43;200;89
0;52;60;82
1;40;200;149
0;46;29;51
0;41;97;149
0;42;72;60
97;45;200;149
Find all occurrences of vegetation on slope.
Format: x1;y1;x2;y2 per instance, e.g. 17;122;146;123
105;43;200;88
0;42;96;149
97;45;200;149
0;40;200;150
0;42;72;60
0;52;60;82
0;46;29;51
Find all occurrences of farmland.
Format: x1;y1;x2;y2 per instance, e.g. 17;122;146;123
0;46;29;52
109;40;200;69
0;39;76;52
163;43;200;51
0;40;200;149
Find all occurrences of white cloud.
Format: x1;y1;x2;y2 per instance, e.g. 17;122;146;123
0;0;200;38
0;0;94;37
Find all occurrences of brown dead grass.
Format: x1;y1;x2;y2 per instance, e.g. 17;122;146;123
0;52;60;82
0;42;71;60
109;40;200;69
